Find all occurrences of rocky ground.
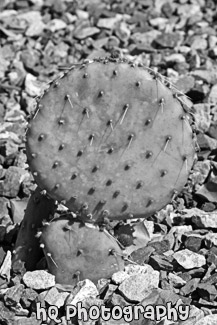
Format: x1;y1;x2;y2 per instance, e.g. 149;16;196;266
1;0;217;324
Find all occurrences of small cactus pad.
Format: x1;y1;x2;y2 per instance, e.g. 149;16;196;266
40;215;124;285
12;187;56;271
26;57;196;221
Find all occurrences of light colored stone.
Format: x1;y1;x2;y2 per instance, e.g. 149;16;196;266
193;104;211;132
46;19;67;32
192;212;217;229
195;314;217;325
173;249;206;269
44;286;69;307
25;74;43;97
208;84;217;104
112;271;129;285
76;9;89;20
132;30;161;46
97;15;121;30
125;264;154;275
67;279;98;306
74;27;100;40
204;232;217;246
165;53;186;63
0;250;11;282
119;271;159;302
23;270;55;290
190;160;210;185
149;17;168;29
168;273;186;287
18;11;42;24
26;20;45;36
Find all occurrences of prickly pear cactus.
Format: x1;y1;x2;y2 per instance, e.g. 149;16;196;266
12;187;56;271
26;57;196;222
39;215;124;285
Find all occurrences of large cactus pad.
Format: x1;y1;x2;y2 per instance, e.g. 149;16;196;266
26;57;196;222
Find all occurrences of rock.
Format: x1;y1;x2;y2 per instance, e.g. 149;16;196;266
20;49;40;71
208;84;217;104
130;246;155;265
201;202;216;212
23;271;55;290
111;293;130;307
208;123;217;140
191;36;207;50
148;239;171;254
190;160;210;186
74;26;100;40
154;32;182;48
204;233;217;247
149;254;173;271
10;199;27;224
26;20;45;37
4;284;24;307
0;250;11;282
165;53;186;63
195;314;217;325
196;171;217;202
76;9;89;20
111;271;129;285
191;70;215;84
14;303;29;316
161;2;174;17
168;273;186;288
0;166;27;198
193;104;211;132
17;10;42;24
196;133;217;151
184;235;202;252
67;279;98;306
53;42;69;58
209;47;217;58
97;278;110;294
185;305;205;324
103;284;118;300
115;21;131;43
192;212;217;229
46;19;67;32
0;56;10;79
149;17;168;29
97;16;121;30
180;278;200;296
197;282;217;301
0;197;9;221
0;300;16;324
175;75;195;93
208;35;217;48
118;272;159;302
177;3;201;17
132;30;161;47
20;288;38;308
173;249;206;269
159;289;182;305
10;315;40;325
140;288;161;308
44;286;69;307
124;264;155;276
25;74;43;97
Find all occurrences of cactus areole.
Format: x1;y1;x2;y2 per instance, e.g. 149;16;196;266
26;57;196;222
